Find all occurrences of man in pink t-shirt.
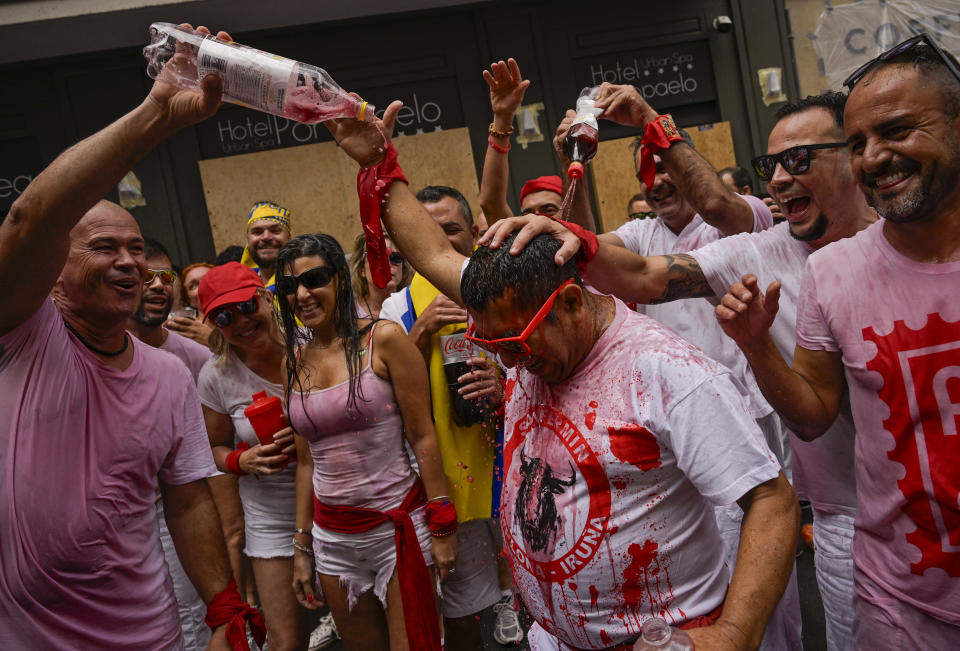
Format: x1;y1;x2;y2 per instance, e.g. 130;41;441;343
715;38;960;646
323;109;801;651
0;27;249;650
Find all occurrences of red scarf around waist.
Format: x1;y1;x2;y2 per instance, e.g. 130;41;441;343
313;480;440;651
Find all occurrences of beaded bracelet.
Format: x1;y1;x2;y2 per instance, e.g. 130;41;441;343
294;528;312;538
488;122;514;138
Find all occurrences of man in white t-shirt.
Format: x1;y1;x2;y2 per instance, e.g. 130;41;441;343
714;37;960;647
0;26;254;650
324;110;800;650
481;89;877;650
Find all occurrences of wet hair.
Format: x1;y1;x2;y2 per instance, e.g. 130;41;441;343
143;237;171;262
630;126;694;157
774;91;847;129
461;233;581;318
415;185;474;226
868;42;960;118
718;166;753;191
215;245;245;265
275;234;373;418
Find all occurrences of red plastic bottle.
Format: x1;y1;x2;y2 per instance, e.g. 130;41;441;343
244;391;295;462
564;86;601;180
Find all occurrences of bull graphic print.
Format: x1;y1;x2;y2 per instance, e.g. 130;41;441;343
515;447;576;553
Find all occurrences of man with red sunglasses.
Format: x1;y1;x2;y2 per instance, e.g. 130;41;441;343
325;107;800;651
0;25;255;650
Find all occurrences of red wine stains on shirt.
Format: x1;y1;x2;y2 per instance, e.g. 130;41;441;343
608;424;661;471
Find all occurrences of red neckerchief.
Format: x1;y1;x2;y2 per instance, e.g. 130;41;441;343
357;143;408;288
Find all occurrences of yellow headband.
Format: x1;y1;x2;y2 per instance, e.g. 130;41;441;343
247;202;291;232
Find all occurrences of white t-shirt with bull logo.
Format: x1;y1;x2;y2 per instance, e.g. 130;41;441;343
500;298;780;649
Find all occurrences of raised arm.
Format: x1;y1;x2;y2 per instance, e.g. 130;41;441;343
0;25;225;334
479;58;529;223
716;274;846;439
323;102;467;304
593;83;756;235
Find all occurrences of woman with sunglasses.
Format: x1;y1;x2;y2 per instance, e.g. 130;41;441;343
278;234;456;651
349;233;410;318
196;261;309;651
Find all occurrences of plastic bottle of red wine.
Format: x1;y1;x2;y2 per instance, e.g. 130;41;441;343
563;86;602;179
631;617;694;650
143;22;375;124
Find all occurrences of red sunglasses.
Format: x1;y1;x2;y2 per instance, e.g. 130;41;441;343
465;279;574;357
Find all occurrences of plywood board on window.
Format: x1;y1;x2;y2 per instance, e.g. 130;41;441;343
589;121;735;234
198;127;480;254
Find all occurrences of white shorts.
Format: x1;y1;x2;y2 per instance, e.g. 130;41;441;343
312;506;432;612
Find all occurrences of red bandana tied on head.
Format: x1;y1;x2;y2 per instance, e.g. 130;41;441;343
205;578;266;650
638;114;685;189
520;175;564;203
357;143;409;288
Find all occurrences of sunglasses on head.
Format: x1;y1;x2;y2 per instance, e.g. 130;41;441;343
751;143;848;182
843;32;960;90
629;211;657;220
389;251;404;266
209;296;259;328
144;268;177;285
465;279;574;358
275;265;336;296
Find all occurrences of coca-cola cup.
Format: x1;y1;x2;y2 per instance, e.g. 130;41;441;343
244;391;295;463
440;329;488;427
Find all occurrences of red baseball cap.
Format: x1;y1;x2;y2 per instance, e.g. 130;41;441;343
198;262;264;320
520;175;563;202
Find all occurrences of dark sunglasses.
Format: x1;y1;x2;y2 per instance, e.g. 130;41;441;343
629;211;657;220
844;33;960;90
751;143;847;182
275;265;336;296
209;297;259;328
389;251;404;266
143;268;177;285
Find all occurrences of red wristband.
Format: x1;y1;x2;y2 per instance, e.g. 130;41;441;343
425;500;458;537
488;134;511;153
225;442;250;476
205;578;266;650
551;217;599;273
357;143;409;289
638;114;684;188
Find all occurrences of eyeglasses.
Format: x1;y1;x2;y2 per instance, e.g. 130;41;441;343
143;268;177;285
275;265;336;296
389;251;404;266
629;211;657;220
209;297;260;328
843;33;960;90
751;143;848;182
465;279;574;357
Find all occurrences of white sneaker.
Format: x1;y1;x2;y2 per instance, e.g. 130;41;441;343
493;596;524;645
308;613;339;651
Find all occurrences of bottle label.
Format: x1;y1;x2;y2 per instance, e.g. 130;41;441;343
572;98;601;128
440;331;472;365
197;38;295;113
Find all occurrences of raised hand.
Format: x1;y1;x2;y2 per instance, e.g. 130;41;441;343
323;97;402;168
715;274;782;346
553;109;576;166
483;58;530;118
479;213;581;265
593;82;656;128
146;24;226;130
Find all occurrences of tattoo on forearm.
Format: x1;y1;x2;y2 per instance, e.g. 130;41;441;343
648;253;715;304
